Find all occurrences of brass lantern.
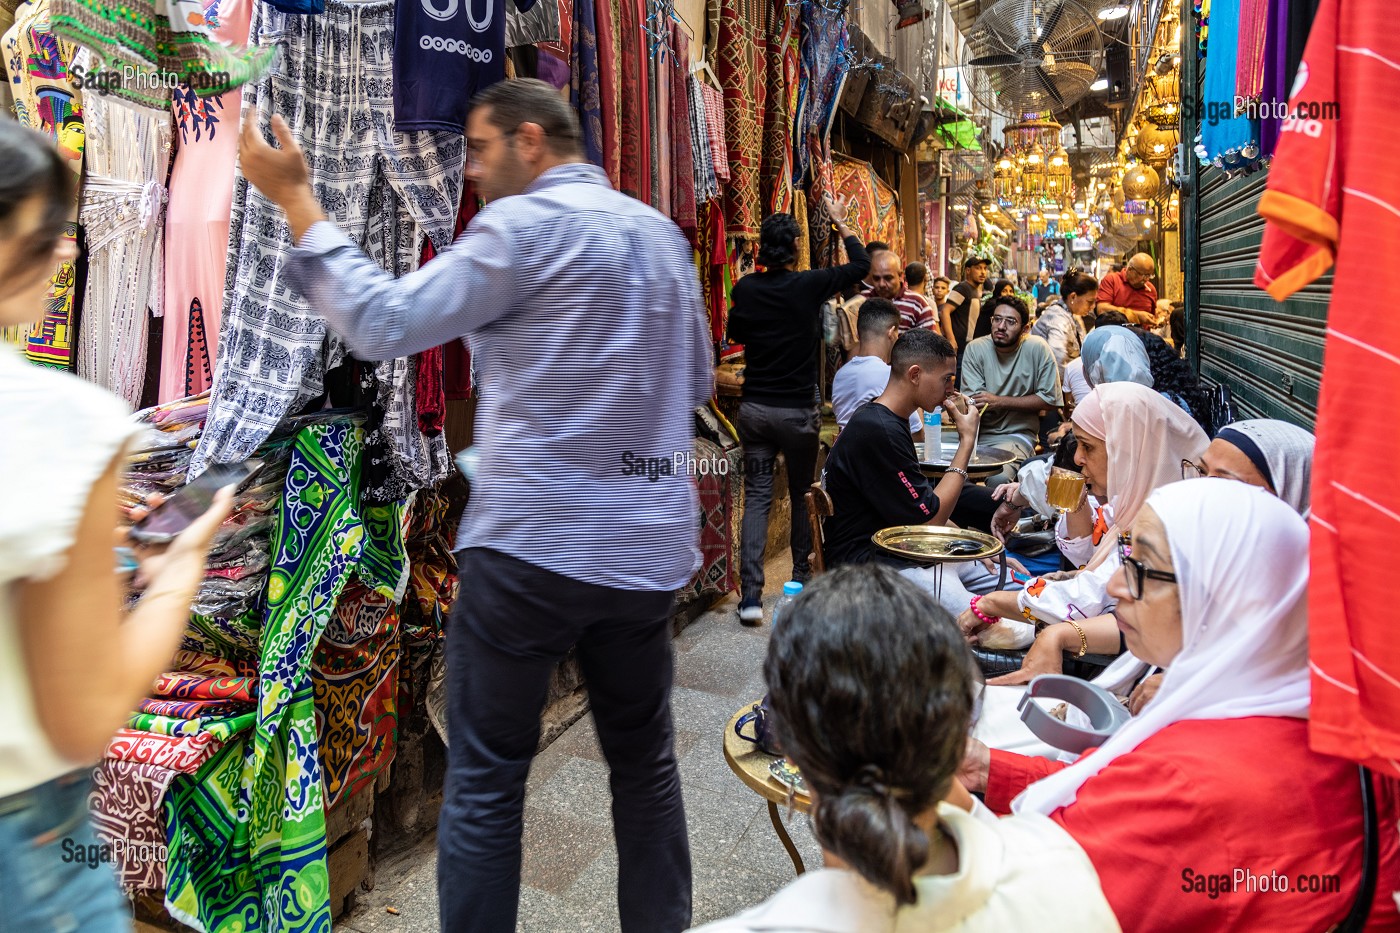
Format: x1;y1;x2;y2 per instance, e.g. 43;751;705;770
1136;123;1179;167
1144;72;1181;127
1121;163;1161;200
993;155;1017;200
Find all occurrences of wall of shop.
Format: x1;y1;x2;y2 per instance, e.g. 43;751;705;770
1191;165;1327;428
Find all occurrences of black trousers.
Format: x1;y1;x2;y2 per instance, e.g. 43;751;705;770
437;548;691;933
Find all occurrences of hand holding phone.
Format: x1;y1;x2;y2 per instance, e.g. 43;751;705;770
130;461;258;545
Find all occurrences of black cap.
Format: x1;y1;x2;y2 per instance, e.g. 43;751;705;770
963;255;991;271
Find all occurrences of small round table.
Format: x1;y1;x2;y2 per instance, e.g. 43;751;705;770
917;443;1018;481
722;706;812;875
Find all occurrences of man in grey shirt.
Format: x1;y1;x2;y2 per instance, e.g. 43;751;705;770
240;79;712;933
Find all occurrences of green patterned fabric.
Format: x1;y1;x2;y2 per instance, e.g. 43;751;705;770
163;421;407;933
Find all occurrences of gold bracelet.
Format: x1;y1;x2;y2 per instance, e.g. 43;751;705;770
1066;619;1088;658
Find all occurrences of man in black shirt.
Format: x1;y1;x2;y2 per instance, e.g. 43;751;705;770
727;196;869;624
939;255;991;352
821;329;981;567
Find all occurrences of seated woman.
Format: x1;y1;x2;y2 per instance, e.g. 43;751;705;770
690;565;1119;932
1190;418;1314;515
958;382;1208;683
958;480;1400;932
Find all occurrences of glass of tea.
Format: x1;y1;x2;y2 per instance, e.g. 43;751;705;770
1046;466;1087;514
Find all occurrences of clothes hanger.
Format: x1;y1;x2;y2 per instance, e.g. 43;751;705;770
690;58;721;90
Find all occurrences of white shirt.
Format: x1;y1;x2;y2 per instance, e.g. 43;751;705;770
831;356;920;434
0;345;140;797
1064;357;1093;405
689;803;1119;932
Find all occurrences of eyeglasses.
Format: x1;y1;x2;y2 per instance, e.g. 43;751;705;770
1117;533;1177;599
1181;459;1204;480
988;315;1022;327
466;128;517;168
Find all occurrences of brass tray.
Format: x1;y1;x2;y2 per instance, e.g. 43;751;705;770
871;525;1005;564
919;444;1018;471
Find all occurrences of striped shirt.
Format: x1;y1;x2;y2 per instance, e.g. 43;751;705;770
893;291;936;332
285;163;713;591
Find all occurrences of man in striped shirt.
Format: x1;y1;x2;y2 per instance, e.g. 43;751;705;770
240;79;711;933
868;249;936;333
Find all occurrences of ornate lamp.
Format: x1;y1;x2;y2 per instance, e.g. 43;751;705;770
1136;122;1179;167
1121;162;1162;200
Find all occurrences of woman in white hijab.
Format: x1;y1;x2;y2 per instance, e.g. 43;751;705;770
957;479;1400;932
1192;418;1315;516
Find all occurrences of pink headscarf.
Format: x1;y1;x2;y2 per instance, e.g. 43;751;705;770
1071;382;1209;568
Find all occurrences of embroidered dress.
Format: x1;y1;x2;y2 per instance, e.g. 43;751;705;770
2;0;84;369
49;0;273;110
161;0;251;403
192;0;461;503
76;51;173;408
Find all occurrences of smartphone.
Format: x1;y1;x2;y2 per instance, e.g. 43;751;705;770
130;460;259;544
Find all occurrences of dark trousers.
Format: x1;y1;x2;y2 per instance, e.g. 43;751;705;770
437;548;691;933
737;401;820;602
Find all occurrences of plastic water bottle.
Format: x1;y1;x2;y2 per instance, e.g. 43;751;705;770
773;581;803;626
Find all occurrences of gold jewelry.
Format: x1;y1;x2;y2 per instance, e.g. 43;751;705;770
1066;619;1088;658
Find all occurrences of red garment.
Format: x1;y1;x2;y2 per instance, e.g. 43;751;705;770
617;0;649;201
986;717;1400;932
425;182;481;404
1096;269;1157;320
892;291;935;332
595;0;620;187
1253;0;1400;778
669;22;697;242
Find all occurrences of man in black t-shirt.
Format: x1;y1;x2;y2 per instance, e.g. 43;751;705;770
939;255;991;352
727;196;870;624
821;329;981;567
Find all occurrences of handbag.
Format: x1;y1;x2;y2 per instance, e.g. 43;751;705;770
1210;383;1237;433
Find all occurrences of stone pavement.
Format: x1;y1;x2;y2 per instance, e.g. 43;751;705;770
338;555;819;932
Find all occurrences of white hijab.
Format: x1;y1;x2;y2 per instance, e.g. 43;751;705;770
1013;479;1311;816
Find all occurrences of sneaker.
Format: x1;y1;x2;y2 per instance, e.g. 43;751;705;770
791;567;812;586
738;597;764;626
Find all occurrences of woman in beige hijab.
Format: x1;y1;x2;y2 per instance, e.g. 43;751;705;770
960;382;1209;686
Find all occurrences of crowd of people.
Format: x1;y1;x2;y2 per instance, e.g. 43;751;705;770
2;77;1395;933
725;202;1400;930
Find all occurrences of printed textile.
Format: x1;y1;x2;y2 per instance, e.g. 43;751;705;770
794;0;848;186
717;0;768;237
313;579;400;809
594;0;619;185
761;3;797;215
50;0;274;110
89;760;179;892
392;0;505;133
668;22;696;238
2;0;84;369
617;0;649;200
165;420;408;933
106;728;228;772
193;0;461;504
831;155;903;256
688;75;720;202
569;0;603;167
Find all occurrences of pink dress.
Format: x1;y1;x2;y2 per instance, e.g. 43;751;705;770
159;0;251;403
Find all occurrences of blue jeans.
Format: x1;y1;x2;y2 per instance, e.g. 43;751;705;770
0;771;129;933
437;548;691;933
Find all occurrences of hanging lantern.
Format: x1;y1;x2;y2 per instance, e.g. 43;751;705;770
1026;212;1048;236
1162;191;1181;230
1144;71;1181;127
1121;163;1161;200
992;155;1017;200
1022;142;1047;197
1136;123;1180;167
1060;207;1079;228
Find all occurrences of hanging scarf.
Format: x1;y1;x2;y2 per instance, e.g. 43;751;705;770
570;0;604;167
595;0;621;185
718;0;766;236
669;22;697;239
617;0;650;200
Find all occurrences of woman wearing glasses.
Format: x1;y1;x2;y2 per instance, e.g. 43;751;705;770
956;479;1400;932
1182;419;1315;516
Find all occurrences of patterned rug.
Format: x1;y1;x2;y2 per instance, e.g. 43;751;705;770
831;154;904;255
718;0;768;238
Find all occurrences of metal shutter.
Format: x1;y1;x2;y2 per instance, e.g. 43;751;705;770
1195;164;1329;429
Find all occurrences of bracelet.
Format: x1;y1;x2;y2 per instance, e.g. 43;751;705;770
947;466;969;479
969;595;997;625
1065;619;1089;658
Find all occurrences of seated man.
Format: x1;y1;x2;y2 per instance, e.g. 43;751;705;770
961;294;1062;486
821;330;980;567
830;298;922;442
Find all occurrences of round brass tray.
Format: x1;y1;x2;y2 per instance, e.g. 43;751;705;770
919;443;1018;474
871;525;1005;564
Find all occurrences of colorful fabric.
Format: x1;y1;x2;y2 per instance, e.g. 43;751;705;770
49;0;274;110
89;759;179;892
794;0;848;186
1254;0;1400;778
617;0;649;201
313;581;400;809
595;0;620;186
2;0;83;370
681;436;739;600
153;673;257;702
698;79;728;183
127;711;255;739
668;22;696;238
831;154;903;255
717;0;767;237
165;420;406;933
760;2;795;216
570;0;604;168
688;75;720;202
138;698;246;719
106;728;228;772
